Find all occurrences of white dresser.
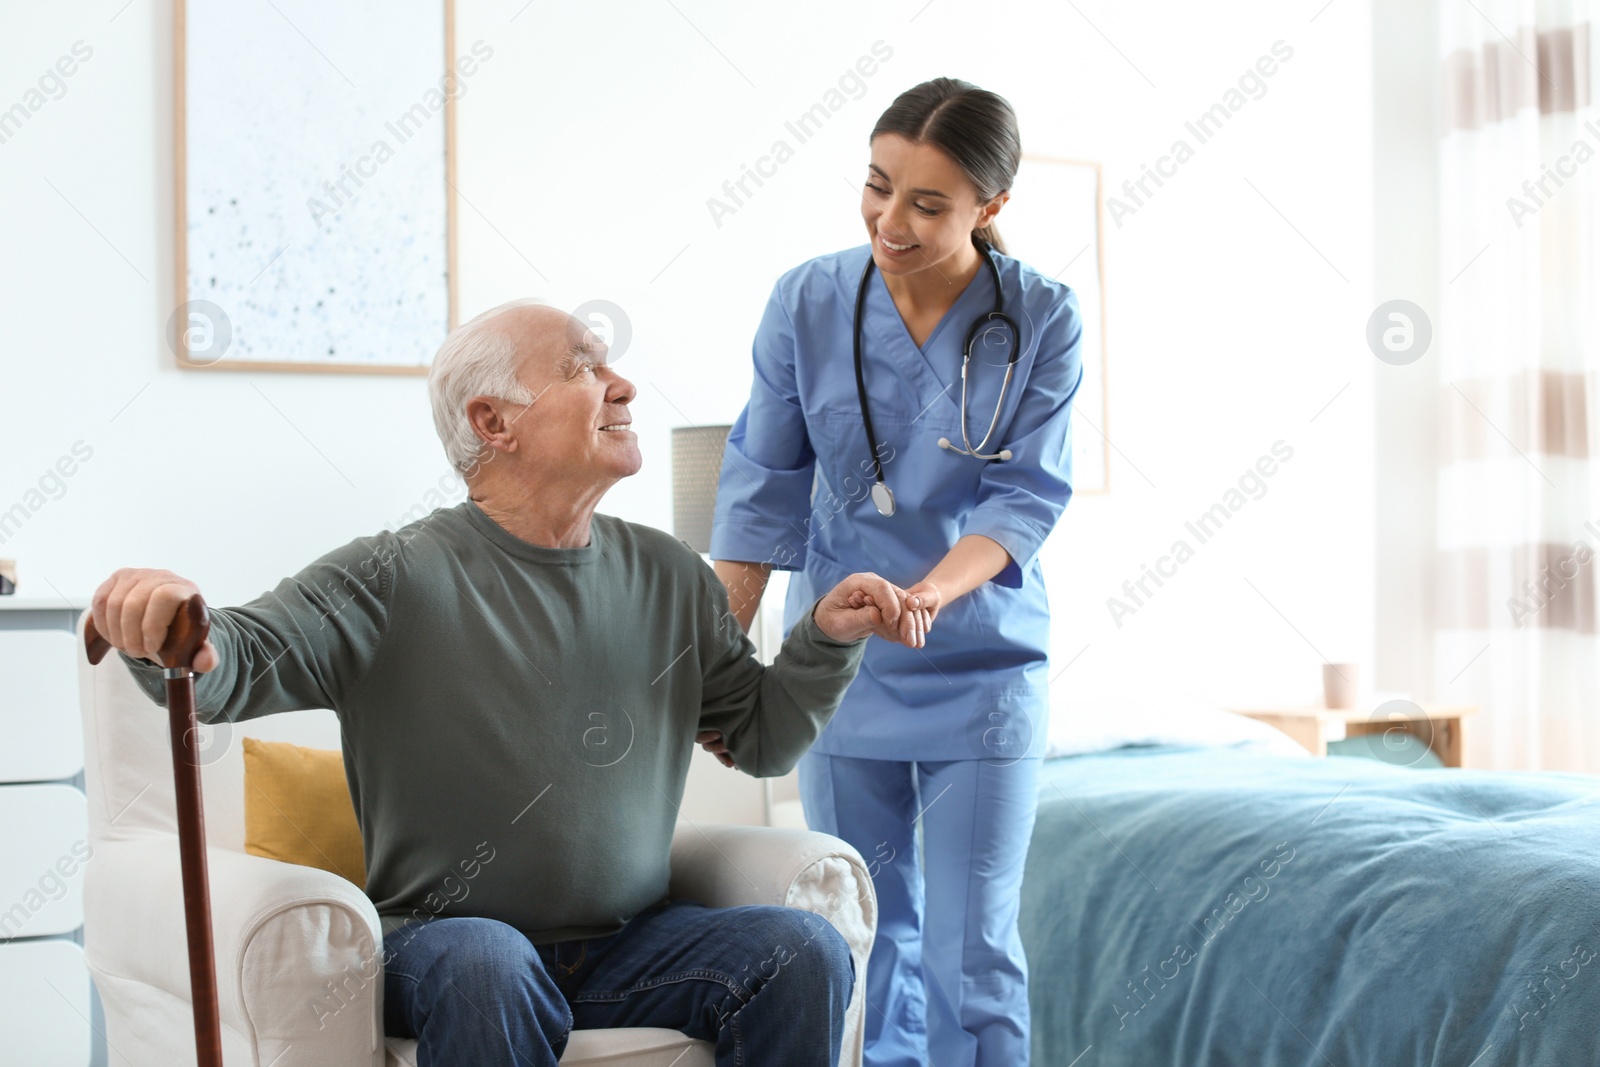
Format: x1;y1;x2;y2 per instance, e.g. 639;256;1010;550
0;597;100;1067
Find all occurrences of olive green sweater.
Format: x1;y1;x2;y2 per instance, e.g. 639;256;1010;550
120;501;865;943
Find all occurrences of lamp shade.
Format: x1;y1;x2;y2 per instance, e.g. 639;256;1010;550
671;425;732;554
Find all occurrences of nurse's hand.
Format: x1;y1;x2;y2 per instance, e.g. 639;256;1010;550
899;581;942;647
814;572;910;644
847;581;938;649
695;729;736;769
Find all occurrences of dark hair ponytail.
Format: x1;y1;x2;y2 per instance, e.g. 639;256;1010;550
870;77;1020;254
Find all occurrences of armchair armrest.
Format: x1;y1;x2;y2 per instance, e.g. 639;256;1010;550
83;833;385;1067
669;823;877;1067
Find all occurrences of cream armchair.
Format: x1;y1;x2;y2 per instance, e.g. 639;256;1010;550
76;614;876;1066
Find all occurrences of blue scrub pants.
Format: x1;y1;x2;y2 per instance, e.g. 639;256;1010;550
799;751;1042;1067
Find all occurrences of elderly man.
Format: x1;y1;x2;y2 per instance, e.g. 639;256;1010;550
92;299;924;1067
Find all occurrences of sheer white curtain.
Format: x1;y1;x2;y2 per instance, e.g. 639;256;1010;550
1434;2;1599;771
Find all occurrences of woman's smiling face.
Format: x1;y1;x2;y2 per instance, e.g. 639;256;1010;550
861;132;1005;280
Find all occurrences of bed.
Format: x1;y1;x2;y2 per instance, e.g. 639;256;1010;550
1021;704;1600;1066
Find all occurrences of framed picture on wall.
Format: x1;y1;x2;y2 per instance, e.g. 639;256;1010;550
172;0;459;374
1000;155;1110;494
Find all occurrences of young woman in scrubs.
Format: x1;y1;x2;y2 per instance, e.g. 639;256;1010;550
704;78;1084;1067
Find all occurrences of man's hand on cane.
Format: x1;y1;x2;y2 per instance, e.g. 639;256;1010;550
92;568;220;672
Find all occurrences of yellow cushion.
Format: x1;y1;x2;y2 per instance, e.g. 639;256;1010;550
242;737;366;889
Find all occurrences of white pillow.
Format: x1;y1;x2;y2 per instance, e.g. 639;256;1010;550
1045;696;1311;760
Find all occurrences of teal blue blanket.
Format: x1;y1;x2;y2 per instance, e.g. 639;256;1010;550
1021;746;1600;1066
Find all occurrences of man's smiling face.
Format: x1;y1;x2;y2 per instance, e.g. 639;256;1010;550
499;305;642;487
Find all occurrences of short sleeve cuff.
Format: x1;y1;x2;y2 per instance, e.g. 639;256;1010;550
962;506;1049;589
708;520;810;573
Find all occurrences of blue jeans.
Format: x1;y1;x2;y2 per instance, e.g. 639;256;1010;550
382;898;854;1066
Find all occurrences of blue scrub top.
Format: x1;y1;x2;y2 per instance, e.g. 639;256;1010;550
710;243;1084;761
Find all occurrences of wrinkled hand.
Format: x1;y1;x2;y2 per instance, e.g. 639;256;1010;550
847;579;939;649
91;568;220;673
815;572;914;644
696;729;736;769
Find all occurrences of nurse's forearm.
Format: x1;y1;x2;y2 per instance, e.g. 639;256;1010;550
921;535;1011;603
713;559;772;633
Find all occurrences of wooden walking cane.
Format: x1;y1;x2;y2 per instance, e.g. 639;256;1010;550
85;596;224;1067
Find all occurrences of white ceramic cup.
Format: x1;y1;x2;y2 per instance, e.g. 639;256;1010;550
1323;663;1359;709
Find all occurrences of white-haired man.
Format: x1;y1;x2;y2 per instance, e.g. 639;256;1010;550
93;300;926;1067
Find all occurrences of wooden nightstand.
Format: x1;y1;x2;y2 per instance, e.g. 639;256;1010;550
1228;704;1478;767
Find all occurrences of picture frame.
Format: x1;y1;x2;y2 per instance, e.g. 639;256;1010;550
172;0;459;374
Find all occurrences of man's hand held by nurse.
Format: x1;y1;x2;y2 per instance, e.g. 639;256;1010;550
846;582;937;649
814;572;916;645
697;572;922;771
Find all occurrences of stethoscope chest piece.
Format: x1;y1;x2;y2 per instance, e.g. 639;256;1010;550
871;481;896;517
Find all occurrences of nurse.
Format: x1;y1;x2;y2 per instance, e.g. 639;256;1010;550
705;78;1083;1066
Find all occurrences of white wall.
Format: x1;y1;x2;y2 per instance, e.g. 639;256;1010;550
2;0;1374;823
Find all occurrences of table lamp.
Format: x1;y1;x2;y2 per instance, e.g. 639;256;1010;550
670;425;731;555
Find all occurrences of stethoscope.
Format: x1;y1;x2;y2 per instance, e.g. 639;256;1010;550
854;234;1021;518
